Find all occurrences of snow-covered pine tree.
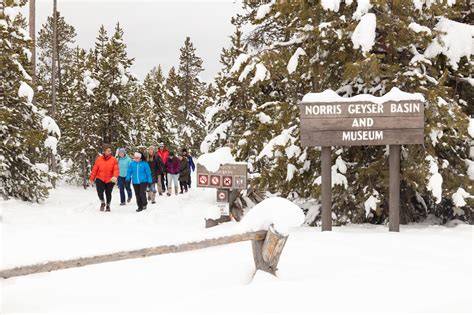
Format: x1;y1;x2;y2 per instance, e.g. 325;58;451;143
35;11;76;173
164;66;183;148
201;26;254;154
143;65;179;147
92;23;136;150
176;37;206;153
205;0;473;225
59;47;102;187
36;11;76;100
1;0;51;201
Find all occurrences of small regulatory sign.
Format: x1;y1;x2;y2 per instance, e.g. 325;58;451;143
234;175;246;189
217;203;230;216
216;189;229;203
198;174;209;186
210;175;221;187
223;176;233;188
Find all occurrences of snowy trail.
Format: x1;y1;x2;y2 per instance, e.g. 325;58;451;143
1;182;472;313
1;177;246;269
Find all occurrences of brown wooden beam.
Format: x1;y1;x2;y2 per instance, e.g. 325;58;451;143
1;231;267;279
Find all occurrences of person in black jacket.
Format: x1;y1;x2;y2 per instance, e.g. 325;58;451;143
155;152;166;196
145;146;161;204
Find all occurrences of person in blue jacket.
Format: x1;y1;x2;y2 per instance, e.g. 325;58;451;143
117;148;133;205
126;152;153;212
182;149;195;189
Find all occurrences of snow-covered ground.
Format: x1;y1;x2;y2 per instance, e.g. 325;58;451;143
1;180;472;313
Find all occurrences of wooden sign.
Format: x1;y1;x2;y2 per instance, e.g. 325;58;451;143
197;163;247;190
299;100;424;146
299;91;425;233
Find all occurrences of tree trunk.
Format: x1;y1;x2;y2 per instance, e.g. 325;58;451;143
29;0;36;86
49;0;58;184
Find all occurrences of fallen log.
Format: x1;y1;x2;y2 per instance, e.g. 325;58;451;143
1;230;267;279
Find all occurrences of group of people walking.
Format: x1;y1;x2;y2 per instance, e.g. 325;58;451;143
89;141;195;212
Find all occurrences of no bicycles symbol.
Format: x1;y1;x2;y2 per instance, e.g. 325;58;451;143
210;175;221;187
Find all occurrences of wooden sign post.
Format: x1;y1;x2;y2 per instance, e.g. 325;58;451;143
300;95;424;232
197;163;248;228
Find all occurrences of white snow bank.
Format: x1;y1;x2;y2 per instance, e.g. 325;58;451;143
240;197;304;235
351;13;376;53
302;87;425;103
424;18;474;70
18;81;34;104
197;147;239;173
287;47;306;74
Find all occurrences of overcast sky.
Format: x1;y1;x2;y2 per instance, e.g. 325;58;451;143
31;0;242;82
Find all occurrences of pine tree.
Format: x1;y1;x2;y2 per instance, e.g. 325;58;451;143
143;65;178;146
1;0;51;201
36;10;76;98
92;23;135;149
175;37;206;153
164;66;182;148
60;47;102;187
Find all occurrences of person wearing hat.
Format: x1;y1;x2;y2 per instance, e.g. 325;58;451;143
117;148;133;205
90;143;119;212
126;152;153;212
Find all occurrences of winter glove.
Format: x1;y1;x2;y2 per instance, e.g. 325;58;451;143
111;177;117;183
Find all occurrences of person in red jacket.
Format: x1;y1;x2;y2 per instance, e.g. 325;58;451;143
90;143;119;212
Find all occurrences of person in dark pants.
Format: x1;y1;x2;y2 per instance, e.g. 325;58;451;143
181;149;195;189
117;148;133;205
178;153;190;194
126;152;152;212
90;144;119;212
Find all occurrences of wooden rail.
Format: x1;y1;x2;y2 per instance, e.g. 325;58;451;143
1;226;288;279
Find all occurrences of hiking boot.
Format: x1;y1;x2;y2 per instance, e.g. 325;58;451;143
167;192;171;196
175;187;179;195
147;191;151;201
127;197;132;203
159;192;163;196
105;204;111;212
151;192;156;204
100;202;105;211
142;206;147;210
120;202;126;206
180;191;184;194
136;208;143;212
